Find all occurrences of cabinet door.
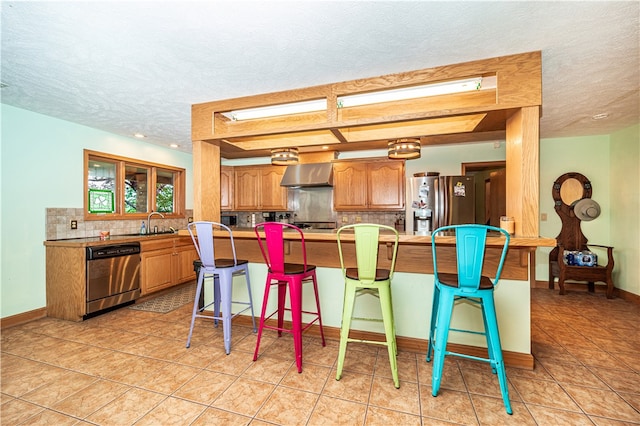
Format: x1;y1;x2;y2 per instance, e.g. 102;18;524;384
172;245;199;284
260;166;288;210
140;249;174;295
234;167;260;211
220;166;234;211
333;162;368;210
367;161;405;210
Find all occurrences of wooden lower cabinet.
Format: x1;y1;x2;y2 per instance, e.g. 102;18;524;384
140;238;198;295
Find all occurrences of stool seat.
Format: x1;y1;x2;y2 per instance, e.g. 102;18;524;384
345;268;391;281
273;263;316;275
437;272;495;290
186;222;256;354
214;258;249;268
336;224;400;388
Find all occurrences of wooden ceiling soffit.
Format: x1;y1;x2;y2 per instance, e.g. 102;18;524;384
192;51;541;150
338;114;487;143
222;129;340;151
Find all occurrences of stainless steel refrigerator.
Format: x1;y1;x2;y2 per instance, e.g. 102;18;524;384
405;175;475;234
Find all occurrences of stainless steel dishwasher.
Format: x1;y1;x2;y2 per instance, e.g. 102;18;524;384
86;243;141;316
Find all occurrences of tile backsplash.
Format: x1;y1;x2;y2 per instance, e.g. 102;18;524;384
46;208;406;240
46;208;193;240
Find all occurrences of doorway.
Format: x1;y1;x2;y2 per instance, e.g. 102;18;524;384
462;161;506;227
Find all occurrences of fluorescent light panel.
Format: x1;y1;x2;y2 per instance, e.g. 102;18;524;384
337;77;493;108
222;99;327;121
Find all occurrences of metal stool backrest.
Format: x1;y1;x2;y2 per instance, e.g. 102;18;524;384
432;224;510;292
254;222;310;274
337;223;399;285
188;221;238;269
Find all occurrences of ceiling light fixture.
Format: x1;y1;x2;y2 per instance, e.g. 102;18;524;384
271;147;299;166
388;138;421;160
133;133;146;138
169;143;179;148
337;77;490;108
222;99;327;121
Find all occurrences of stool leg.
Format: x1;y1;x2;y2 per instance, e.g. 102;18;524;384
213;274;221;328
426;284;440;362
431;290;455;397
186;270;205;348
379;283;399;388
253;277;272;362
482;293;512;415
289;276;304;373
479;298;496;374
277;280;287;337
242;265;257;332
336;281;357;381
219;270;233;355
310;272;325;346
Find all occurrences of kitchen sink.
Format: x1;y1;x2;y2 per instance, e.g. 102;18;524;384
118;230;177;237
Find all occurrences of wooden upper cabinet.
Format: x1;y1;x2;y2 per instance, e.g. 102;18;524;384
333;161;368;210
220;166;234;211
368;161;405;210
235;167;261;211
260;166;288;210
234;165;288;211
333;159;405;211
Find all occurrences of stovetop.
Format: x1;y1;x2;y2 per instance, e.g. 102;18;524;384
292;221;337;230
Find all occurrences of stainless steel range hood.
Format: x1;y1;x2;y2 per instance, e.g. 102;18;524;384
280;163;333;187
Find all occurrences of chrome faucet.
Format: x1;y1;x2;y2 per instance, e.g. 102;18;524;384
147;211;165;234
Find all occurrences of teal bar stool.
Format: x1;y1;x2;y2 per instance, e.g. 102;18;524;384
427;224;512;414
336;223;400;388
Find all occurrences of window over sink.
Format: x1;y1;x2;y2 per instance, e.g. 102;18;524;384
84;150;185;220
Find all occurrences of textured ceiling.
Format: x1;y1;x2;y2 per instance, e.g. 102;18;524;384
1;1;638;155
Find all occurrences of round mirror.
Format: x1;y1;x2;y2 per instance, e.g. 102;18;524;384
560;178;585;205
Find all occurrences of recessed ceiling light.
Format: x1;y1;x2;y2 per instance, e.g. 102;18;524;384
592;113;609;120
134;133;146;138
169;144;179;148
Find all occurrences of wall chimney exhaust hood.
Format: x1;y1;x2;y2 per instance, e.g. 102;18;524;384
280;163;333;187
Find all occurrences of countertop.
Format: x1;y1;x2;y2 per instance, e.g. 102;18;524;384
43;232;187;248
44;227;556;249
178;227;556;248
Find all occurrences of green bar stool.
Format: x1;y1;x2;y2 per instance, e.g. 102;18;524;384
336;223;400;388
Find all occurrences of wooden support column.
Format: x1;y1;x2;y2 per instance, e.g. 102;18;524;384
192;140;220;222
506;106;540;237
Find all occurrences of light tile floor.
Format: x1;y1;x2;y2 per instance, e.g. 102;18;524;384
2;288;639;425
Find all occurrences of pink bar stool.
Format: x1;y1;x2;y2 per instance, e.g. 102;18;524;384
253;222;325;373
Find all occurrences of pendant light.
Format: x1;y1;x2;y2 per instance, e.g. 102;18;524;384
271;148;299;165
388;138;421;160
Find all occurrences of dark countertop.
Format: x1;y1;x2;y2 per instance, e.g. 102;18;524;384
43;232;188;248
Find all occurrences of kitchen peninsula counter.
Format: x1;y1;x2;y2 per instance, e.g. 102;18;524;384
177;227;554;281
176;226;552;368
178;227;555;247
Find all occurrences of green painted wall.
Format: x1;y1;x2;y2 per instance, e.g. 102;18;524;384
610;124;640;295
537;134;611;281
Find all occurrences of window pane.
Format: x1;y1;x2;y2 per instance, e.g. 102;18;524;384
156;169;175;213
87;158;116;213
88;159;116;191
125;165;149;213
